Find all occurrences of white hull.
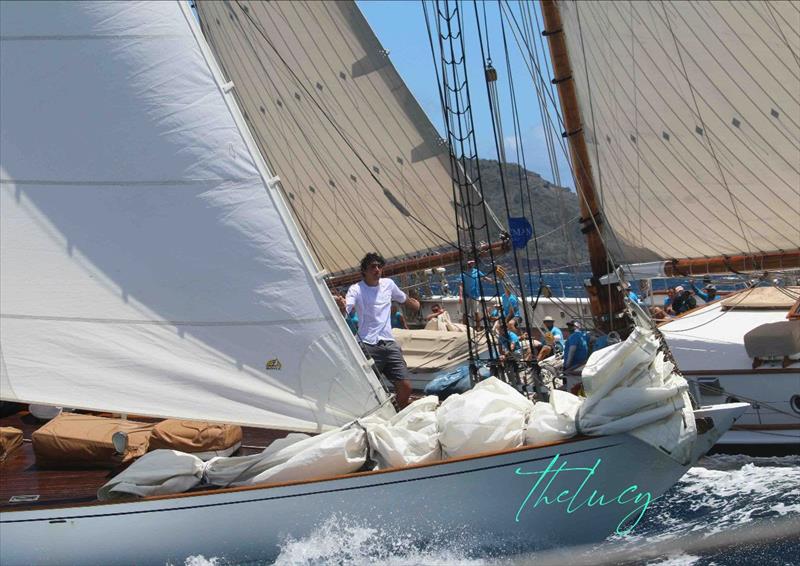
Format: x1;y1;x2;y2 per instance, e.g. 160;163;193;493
660;293;800;452
0;405;742;565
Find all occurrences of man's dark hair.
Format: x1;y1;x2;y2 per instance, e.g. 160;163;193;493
360;252;386;273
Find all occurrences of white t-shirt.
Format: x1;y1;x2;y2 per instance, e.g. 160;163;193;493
345;278;407;345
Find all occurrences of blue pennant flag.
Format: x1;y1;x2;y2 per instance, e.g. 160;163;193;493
508;217;533;249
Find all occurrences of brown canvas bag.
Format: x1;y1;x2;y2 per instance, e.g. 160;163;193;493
148;420;242;454
32;414;153;469
0;427;24;462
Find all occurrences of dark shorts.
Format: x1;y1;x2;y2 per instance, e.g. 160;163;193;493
360;340;409;382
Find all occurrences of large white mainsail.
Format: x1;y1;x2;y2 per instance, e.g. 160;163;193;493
0;0;390;432
195;0;466;275
557;0;799;264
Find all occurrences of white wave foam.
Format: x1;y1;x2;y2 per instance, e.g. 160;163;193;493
272;515;489;566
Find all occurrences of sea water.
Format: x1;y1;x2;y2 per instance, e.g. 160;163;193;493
178;454;799;566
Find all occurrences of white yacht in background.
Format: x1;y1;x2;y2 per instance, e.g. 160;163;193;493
660;286;800;453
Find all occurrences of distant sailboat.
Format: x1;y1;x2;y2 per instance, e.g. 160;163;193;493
0;2;745;564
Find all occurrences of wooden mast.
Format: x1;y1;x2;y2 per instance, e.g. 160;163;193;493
540;0;626;333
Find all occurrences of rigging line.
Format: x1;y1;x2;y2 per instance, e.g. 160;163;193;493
588;1;800;206
196;9;366;267
309;2;468;230
527;1;585;297
232;1;457;252
250;2;422;259
221;5;411;261
630;2;800;175
577;2;768;250
506;2;540;270
429;0;486;364
631;1;643;251
297;2;459;251
660;2;753;258
493;0;540;352
445;0;508;361
580;2;798;243
707;1;800;105
676;2;800;135
308;7;463;251
500;2;546;298
567;24;740;256
755;0;800;72
575;2;623;331
500;2;628;275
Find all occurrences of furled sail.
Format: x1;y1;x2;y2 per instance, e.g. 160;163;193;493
195;0;463;275
557;0;799;264
0;0;391;432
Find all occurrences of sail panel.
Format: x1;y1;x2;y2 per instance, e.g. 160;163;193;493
195;0;459;275
0;0;389;431
558;0;800;263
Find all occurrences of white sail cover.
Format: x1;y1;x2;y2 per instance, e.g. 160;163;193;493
0;1;391;432
195;0;461;275
558;0;800;262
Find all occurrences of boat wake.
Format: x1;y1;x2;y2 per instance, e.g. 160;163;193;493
174;455;799;566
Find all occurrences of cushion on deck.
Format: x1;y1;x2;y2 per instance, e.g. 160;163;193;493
147;420;242;455
0;427;23;461
32;414;153;469
744;320;800;359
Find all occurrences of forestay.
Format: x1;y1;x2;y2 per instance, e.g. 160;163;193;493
558;0;800;263
0;1;390;432
195;0;464;275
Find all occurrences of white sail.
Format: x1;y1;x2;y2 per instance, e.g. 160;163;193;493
558;0;800;263
0;0;390;432
195;0;463;275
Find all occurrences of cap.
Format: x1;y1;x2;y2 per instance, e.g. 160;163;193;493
704;284;717;290
675;285;685;293
567;320;580;328
543;315;554;322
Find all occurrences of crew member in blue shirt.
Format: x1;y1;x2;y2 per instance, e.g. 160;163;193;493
460;259;490;328
691;280;718;302
563;320;589;372
535;315;564;362
502;284;521;324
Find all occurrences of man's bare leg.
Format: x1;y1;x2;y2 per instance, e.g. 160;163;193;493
395;378;412;409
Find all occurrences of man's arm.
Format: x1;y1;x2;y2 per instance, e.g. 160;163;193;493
344;285;358;315
404;296;420;312
389;280;420;312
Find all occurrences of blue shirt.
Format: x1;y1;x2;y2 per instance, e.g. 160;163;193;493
499;330;520;353
462;267;486;299
591;334;609;353
564;330;589;369
391;311;404;329
628;290;641;304
502;293;520;319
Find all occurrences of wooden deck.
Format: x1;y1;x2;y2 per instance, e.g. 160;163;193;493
0;409;290;511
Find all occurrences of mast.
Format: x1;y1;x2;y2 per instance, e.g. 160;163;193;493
540;0;626;333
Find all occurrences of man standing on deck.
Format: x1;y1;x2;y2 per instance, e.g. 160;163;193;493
460;259;491;329
335;252;420;409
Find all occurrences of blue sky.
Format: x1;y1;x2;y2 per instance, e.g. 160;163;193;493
358;0;574;190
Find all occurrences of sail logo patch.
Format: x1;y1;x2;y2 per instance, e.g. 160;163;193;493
265;358;282;370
